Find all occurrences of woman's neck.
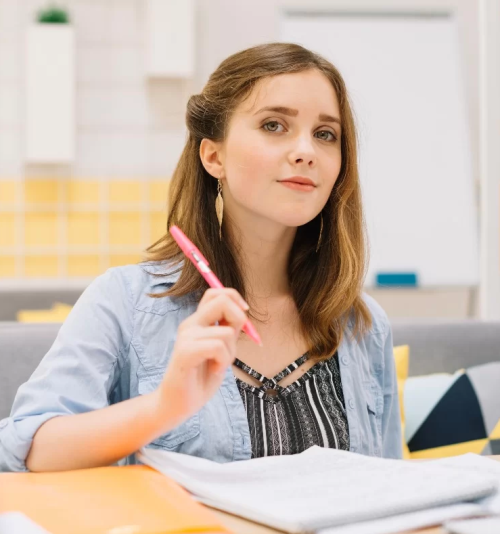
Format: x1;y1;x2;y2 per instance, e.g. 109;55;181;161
228;221;296;304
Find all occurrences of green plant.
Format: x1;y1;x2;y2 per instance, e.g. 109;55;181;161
36;5;70;24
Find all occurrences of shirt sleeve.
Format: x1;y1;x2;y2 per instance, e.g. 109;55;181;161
381;321;404;459
0;267;134;472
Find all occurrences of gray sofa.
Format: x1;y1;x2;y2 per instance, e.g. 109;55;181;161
0;290;82;321
1;320;500;419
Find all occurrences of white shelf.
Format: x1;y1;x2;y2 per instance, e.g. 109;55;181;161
25;24;75;163
145;0;195;78
365;286;477;319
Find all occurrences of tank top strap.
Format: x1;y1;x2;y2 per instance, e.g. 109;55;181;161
233;351;310;390
233;358;270;384
271;352;309;383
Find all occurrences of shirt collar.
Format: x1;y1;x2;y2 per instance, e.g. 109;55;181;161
142;260;184;288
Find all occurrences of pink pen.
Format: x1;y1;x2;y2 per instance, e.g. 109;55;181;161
169;225;263;347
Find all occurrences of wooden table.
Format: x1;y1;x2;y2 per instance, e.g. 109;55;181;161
207;456;500;534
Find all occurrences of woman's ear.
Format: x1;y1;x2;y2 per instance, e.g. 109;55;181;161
199;138;224;179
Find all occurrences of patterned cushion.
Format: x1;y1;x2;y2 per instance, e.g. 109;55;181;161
404;362;500;458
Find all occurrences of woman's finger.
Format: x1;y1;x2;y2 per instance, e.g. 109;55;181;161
199;287;249;311
182;294;248;331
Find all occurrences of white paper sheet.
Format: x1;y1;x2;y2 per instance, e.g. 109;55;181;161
0;512;51;534
319;503;487;534
431;454;500;514
443;516;500;534
137;446;498;533
320;455;500;534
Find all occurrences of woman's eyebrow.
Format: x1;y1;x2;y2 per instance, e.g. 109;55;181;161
253;105;342;127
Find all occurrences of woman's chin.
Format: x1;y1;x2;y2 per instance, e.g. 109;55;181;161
274;215;320;228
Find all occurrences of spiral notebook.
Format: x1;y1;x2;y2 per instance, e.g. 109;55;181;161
137;445;498;534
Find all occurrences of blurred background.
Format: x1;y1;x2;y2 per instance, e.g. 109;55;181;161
0;0;499;323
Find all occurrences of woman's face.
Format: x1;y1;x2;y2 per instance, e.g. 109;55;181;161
218;69;342;231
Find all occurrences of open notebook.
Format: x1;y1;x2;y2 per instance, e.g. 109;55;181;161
137;446;499;534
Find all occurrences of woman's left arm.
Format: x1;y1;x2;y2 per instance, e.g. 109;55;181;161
381;323;404;459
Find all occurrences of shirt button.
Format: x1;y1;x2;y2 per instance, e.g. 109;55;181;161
341;356;349;365
348;399;355;409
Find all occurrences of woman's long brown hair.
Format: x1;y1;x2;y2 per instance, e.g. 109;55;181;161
146;42;372;361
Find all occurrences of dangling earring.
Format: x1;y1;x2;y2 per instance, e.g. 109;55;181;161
215;177;224;240
315;213;323;253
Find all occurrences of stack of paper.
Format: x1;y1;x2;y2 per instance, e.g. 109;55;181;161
137;445;500;534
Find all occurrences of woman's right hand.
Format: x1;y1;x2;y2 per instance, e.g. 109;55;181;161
154;288;250;431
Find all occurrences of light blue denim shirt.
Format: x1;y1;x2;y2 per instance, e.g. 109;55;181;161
0;262;402;472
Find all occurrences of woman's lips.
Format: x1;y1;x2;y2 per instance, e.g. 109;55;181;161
279;181;315;192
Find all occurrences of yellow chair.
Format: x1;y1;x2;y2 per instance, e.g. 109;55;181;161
393;345;411;459
17;303;73;323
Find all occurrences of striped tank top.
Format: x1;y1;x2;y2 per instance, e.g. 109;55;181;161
233;351;350;458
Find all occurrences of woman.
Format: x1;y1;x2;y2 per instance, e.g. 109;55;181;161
0;42;402;472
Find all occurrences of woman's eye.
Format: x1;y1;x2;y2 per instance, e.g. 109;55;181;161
315;130;337;142
262;121;284;133
262;122;337;142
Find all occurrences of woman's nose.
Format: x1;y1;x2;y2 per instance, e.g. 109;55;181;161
289;136;316;166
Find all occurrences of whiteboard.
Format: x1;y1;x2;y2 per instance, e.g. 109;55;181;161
280;14;479;287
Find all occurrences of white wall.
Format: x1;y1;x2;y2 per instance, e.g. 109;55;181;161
0;0;479;182
1;0;493;318
193;0;486;318
479;0;500;319
0;0;190;178
195;0;480;193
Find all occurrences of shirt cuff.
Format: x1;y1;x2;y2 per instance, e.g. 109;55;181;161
0;413;62;472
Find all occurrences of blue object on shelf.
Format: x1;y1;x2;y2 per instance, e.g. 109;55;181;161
376;273;418;287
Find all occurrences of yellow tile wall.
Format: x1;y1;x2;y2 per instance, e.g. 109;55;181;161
67;212;100;246
109;212;142;246
67;181;100;204
151;212;167;243
109;181;143;204
0;256;16;277
24;255;59;277
67;255;101;277
25;179;60;204
150;181;169;203
0;182;17;204
24;213;59;246
0;214;16;246
0;178;170;279
109;254;144;268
